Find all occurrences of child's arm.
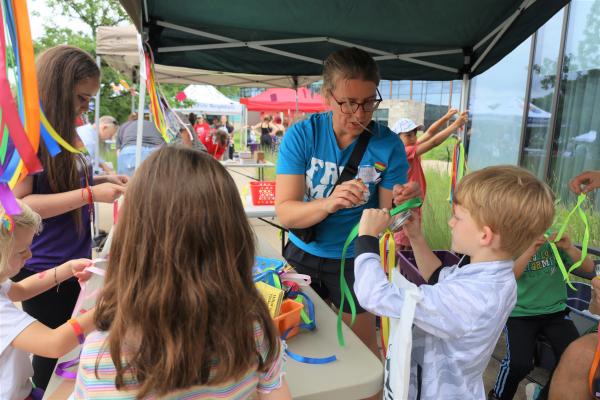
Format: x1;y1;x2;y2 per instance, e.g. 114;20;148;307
402;214;442;281
417;108;457;143
414;111;468;157
8;259;92;302
555;234;595;274
513;238;543;279
11;309;95;359
258;378;292;400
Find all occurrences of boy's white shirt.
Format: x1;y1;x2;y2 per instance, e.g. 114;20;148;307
354;251;516;400
0;280;36;400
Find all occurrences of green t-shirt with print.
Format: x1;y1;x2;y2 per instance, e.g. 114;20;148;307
511;242;573;317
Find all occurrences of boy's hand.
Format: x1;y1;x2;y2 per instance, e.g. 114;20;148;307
451;111;469;129
69;259;93;282
401;213;422;239
444;108;458;120
548;232;573;251
359;208;391;237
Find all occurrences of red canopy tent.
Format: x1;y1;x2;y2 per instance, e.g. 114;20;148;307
240;87;329;113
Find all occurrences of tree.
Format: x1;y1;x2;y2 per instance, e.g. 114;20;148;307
45;0;129;39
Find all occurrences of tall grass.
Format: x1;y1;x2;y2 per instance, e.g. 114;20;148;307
421;168;600;254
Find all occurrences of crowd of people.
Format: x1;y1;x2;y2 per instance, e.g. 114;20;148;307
1;43;600;400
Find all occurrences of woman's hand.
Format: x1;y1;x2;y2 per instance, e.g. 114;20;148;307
91;183;126;203
323;179;368;213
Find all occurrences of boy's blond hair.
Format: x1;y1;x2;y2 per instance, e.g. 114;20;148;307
454;165;555;258
0;201;42;281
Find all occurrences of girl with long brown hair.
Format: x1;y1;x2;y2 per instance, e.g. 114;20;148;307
12;45;126;389
73;146;291;399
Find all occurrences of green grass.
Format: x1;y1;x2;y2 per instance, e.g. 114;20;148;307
422;169;453;250
420;136;456;162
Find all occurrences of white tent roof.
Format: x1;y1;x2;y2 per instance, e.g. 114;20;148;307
96;25;321;88
176;85;243;115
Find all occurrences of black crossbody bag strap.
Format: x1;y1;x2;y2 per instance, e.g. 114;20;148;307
289;123;374;244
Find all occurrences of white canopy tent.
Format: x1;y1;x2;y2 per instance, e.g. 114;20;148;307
96;25;321;88
175;84;243;115
96;25;321;168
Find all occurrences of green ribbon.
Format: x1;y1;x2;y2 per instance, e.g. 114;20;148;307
547;193;589;290
337;197;423;346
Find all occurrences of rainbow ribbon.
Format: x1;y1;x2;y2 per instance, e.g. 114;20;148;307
144;51;170;143
448;137;465;203
378;231;395;357
337;197;422;346
547;193;589;290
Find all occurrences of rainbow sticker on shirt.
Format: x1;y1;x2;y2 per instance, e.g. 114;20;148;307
374;162;387;172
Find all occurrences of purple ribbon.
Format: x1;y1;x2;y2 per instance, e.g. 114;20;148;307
55;356;80;379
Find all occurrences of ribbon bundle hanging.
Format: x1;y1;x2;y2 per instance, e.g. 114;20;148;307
378;230;396;357
144;50;170;143
0;0;45;214
448;137;466;203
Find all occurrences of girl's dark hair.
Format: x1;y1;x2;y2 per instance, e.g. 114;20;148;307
36;45;100;228
95;146;280;398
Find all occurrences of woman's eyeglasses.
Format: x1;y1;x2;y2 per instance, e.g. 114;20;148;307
329;89;382;114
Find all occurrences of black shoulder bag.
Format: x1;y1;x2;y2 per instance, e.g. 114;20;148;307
290;126;373;243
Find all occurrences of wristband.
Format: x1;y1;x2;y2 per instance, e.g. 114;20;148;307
68;318;85;344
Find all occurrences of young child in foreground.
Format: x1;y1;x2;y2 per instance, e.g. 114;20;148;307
0;201;93;400
73;146;291;399
353;165;555;399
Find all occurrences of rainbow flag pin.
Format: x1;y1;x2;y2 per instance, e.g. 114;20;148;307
374;162;387;172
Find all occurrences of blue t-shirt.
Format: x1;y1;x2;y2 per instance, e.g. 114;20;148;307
277;112;408;258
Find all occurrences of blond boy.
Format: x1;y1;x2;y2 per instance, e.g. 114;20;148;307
354;165;555;400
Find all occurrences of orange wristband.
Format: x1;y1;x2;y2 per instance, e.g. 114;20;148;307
68;318;85;344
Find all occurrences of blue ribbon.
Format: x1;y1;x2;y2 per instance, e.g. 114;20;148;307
40;120;61;156
281;291;337;364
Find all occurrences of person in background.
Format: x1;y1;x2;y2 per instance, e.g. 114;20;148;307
76;115;118;175
194;115;211;140
13;45;126;390
220;115;235;160
116;112;165;176
391;109;468;249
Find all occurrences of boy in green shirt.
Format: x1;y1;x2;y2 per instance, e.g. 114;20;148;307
490;233;594;400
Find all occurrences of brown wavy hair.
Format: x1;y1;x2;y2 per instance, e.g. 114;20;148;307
36;45;99;227
94;146;280;398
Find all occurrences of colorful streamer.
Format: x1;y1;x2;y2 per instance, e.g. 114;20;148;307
547;193;590;290
144;51;170;143
378;231;395;357
448;137;466;203
337;197;423;346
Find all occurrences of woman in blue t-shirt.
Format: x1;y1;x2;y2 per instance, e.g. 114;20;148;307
12;45;127;390
275;47;419;363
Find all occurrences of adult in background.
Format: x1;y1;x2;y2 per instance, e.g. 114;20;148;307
116;112;165;176
221;115;235;160
76;115;118;175
275;47;418;372
12;45;126;389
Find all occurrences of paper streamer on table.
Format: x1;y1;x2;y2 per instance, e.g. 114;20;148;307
337;197;422;346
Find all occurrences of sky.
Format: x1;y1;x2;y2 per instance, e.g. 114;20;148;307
28;0;92;39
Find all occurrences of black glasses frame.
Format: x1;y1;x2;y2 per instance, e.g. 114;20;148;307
329;88;383;114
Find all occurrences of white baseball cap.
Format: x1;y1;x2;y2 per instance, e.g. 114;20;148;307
391;118;424;134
